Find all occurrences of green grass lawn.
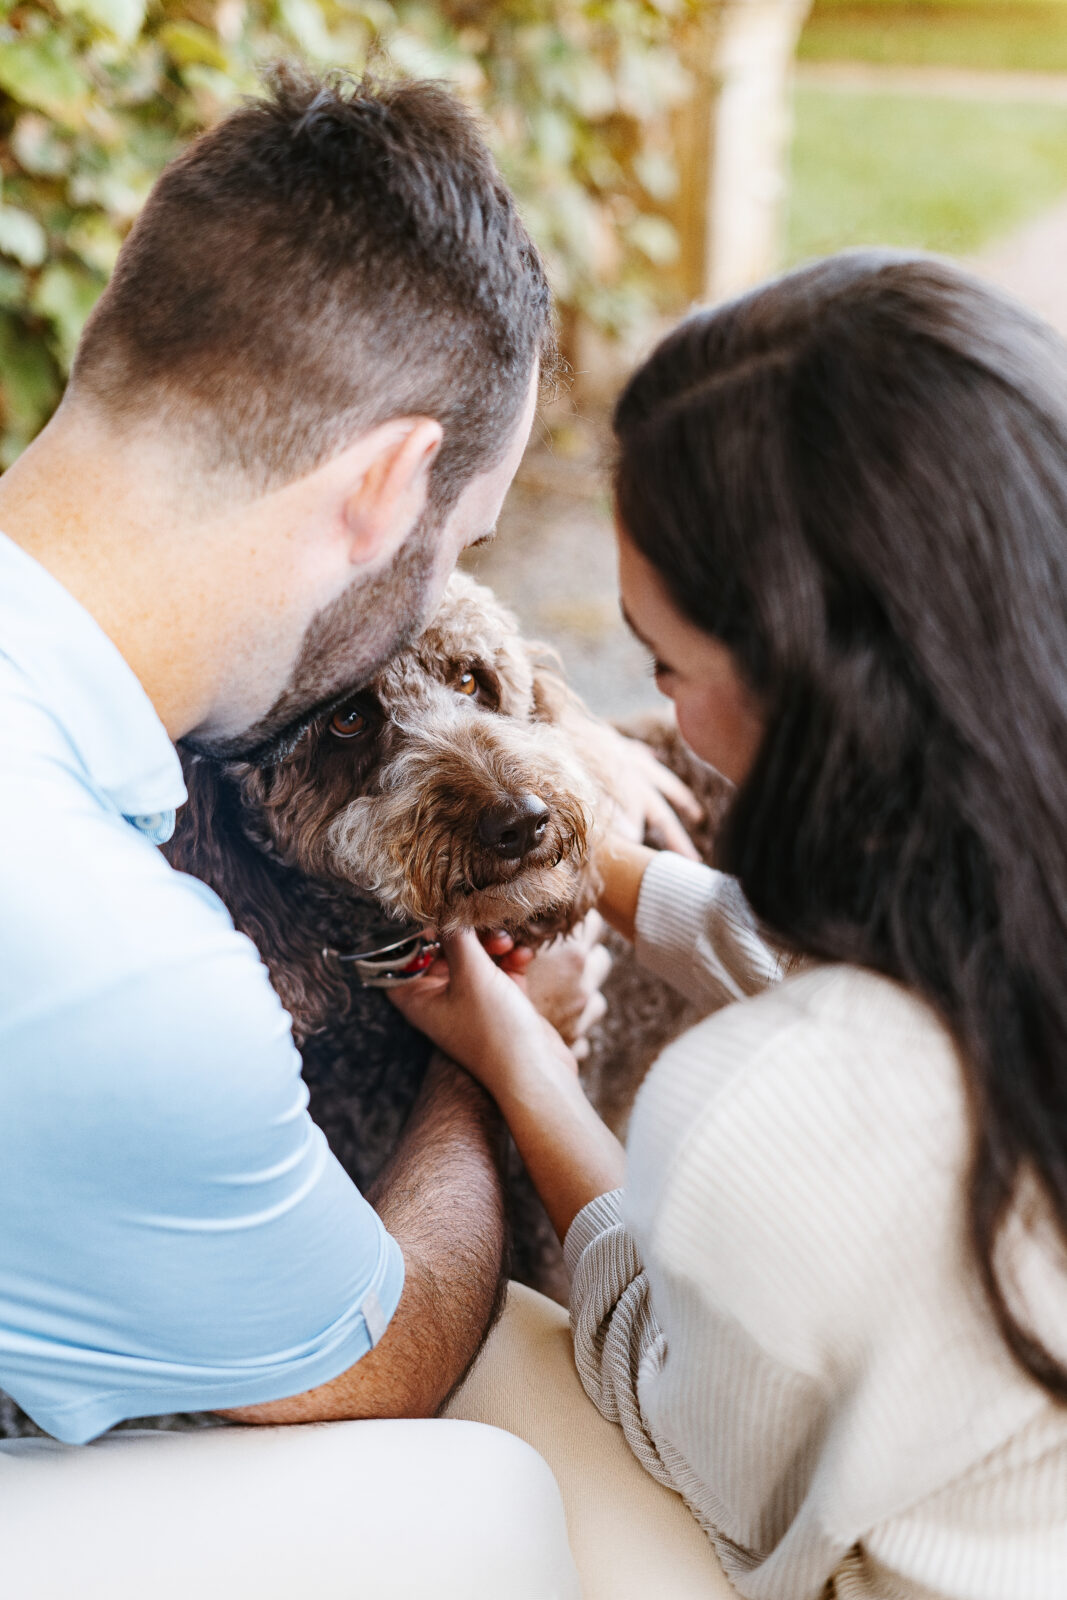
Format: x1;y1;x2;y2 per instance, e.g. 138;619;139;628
798;3;1067;74
786;87;1067;264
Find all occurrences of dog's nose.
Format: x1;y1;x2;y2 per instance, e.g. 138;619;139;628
477;794;550;860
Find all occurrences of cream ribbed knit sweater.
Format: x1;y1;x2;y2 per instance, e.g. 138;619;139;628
564;853;1067;1600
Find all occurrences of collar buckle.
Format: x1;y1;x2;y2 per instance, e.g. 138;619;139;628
322;928;441;989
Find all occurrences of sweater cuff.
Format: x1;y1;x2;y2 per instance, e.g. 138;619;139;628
635;851;723;971
563;1188;625;1279
634;849;781;1009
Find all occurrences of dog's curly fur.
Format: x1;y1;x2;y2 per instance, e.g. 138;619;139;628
163;574;738;1293
168;574;605;1038
0;575;734;1439
163;573;628;1291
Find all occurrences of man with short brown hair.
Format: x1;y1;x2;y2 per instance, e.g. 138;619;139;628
0;68;726;1600
0;67;579;1595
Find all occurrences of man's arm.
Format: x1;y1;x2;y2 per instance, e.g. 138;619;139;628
220;1053;505;1424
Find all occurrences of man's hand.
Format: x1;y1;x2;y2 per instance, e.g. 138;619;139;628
220;1052;506;1425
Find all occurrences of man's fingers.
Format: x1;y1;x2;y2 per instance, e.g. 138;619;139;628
584;943;614;993
571;909;605;951
575;989;608;1038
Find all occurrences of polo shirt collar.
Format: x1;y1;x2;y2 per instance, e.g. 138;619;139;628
0;531;186;832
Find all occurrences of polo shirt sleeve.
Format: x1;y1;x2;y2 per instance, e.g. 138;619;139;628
0;843;404;1444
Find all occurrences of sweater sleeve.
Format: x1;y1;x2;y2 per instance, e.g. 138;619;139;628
564;968;1048;1600
634;851;784;1011
563;1191;681;1496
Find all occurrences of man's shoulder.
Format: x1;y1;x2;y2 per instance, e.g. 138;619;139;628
0;655;295;1101
0;710;229;972
0;651;84;782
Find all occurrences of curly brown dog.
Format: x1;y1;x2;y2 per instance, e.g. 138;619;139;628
165;572;731;1293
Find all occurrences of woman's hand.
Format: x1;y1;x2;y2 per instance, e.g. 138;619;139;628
593;832;659;945
390;930;625;1242
389;930;581;1100
607;731;703;859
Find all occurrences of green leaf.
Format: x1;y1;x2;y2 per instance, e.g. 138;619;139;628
0;310;61;461
180;63;255;116
31;260;103;368
67;213;123;275
11;113;73;178
0;205;47;268
0;0;700;419
278;0;335;61
158;22;231;71
0;262;25;308
530;107;574;167
625;213;680;267
633;149;679;204
54;0;148;45
0;31;89;125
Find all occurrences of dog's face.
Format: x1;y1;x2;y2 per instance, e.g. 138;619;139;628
203;574;600;937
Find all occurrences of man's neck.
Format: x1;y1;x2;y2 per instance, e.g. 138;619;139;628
0;406;240;741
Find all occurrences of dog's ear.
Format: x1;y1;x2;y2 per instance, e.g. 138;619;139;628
164;750;235;889
164;752;350;1041
524;641;629;811
525;642;584;729
164;750;292;959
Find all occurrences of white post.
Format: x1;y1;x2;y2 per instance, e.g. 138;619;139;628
675;0;812;304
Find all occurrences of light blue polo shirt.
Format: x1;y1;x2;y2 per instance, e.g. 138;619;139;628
0;532;403;1443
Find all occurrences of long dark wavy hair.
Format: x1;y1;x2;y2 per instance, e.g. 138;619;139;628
614;250;1067;1400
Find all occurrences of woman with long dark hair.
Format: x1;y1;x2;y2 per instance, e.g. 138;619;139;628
395;251;1067;1597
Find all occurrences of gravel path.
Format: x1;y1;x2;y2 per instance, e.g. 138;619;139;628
462;445;657;722
971;192;1067;336
796;62;1067;104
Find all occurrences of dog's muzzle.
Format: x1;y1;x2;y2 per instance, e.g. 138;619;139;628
322;928;441;988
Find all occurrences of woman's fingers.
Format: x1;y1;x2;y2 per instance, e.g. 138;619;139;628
635;744;704;824
497;944;534;977
645;794;701;860
607;733;703;861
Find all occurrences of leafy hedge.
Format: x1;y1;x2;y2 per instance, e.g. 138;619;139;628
0;0;695;464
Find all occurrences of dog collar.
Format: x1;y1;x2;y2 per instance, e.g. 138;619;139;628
322;927;441;988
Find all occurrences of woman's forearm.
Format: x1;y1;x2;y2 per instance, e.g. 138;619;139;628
491;1051;625;1243
388;930;627;1241
595;834;656;944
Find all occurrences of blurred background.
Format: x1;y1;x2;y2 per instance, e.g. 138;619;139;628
1;0;1065;717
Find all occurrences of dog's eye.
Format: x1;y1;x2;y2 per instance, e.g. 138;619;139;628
455;671;479;698
330;707;369;739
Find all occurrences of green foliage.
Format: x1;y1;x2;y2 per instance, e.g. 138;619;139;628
0;0;694;464
787;87;1067;264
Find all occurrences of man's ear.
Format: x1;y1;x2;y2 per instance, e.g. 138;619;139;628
341;416;444;569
